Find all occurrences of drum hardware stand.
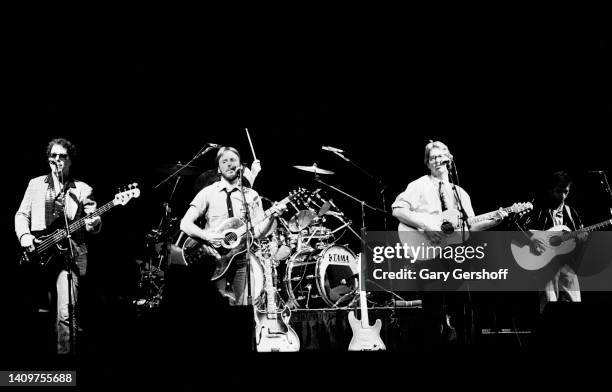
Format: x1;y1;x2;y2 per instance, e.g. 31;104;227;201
332;287;360;309
313;176;391;247
314;175;398;305
324;148;390;230
238;166;255;308
136;229;167;309
590;170;612;218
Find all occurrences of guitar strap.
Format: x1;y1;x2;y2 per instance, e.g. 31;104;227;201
564;204;578;230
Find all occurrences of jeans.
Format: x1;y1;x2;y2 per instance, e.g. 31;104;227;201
542;264;581;312
55;253;85;355
215;253;262;306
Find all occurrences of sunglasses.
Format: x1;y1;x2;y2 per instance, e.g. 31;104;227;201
49;153;69;159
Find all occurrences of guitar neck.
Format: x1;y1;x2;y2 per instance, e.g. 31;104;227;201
60;200;116;240
248;194;295;229
467;206;514;226
263;258;278;315
262;195;292;221
561;219;612;241
359;290;369;328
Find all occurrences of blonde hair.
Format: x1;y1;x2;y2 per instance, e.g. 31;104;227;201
215;146;241;167
423;140;453;165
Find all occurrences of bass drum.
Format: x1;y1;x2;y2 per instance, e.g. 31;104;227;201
284;245;359;309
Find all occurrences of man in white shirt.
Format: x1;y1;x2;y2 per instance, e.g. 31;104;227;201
180;147;280;305
392;140;506;344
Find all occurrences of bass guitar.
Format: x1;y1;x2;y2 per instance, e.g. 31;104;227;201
511;219;612;270
19;183;140;267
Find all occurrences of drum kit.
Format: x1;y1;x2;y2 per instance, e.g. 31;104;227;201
132;160;363;311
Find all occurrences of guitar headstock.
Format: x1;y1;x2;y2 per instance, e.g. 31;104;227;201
510;201;533;217
288;187;312;206
113;183;141;206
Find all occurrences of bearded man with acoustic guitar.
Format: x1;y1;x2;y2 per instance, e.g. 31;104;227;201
180;146;281;306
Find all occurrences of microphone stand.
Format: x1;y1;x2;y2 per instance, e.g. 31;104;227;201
237;167;254;308
447;160;473;345
152;143;216;277
57;168;77;356
594;171;612;218
328;150;390;230
313;175;396;304
314;175;391;234
448;161;470;243
153;144;216;191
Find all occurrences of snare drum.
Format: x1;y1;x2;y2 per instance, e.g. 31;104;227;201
284;245;359;309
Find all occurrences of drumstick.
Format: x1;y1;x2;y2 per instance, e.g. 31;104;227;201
245;128;257;161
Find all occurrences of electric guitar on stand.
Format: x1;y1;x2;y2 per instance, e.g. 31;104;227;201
254;248;300;352
348;253;386;351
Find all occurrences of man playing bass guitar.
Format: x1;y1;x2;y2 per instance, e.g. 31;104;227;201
15;138;102;355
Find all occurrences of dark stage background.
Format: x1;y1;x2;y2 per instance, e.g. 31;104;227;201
2;19;611;381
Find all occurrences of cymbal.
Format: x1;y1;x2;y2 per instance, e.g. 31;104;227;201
293;164;334;175
157;162;201;176
288;210;318;232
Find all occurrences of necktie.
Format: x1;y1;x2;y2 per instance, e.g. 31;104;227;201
225;188;237;218
45;177;65;226
438;181;448;212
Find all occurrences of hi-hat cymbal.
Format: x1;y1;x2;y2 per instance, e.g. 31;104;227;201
157;162;201;176
288;210;318;232
293;163;334;175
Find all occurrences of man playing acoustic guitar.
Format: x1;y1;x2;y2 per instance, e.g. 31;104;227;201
392;140;507;344
180;146;282;306
516;171;588;310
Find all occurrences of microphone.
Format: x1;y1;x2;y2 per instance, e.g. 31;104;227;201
196;143;221;158
589;170;604;174
322;146;344;154
49;161;63;172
